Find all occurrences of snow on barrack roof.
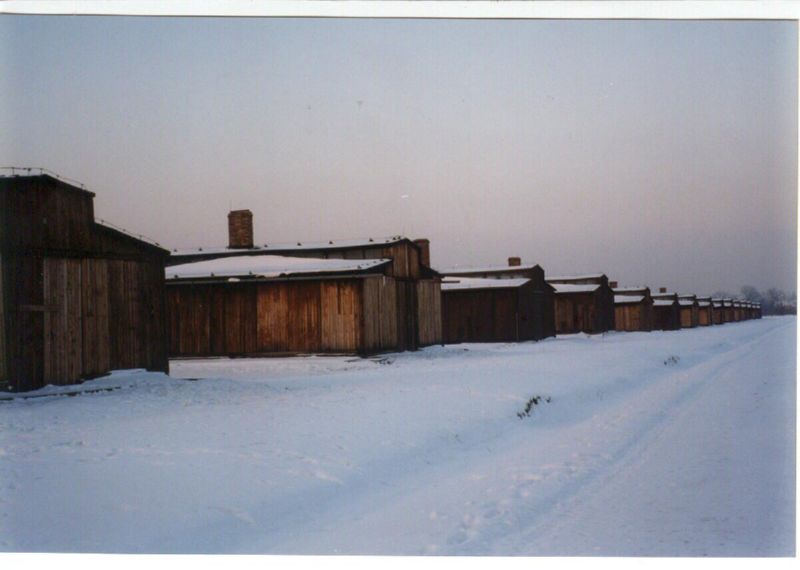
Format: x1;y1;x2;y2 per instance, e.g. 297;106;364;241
166;255;390;280
546;273;605;282
441;277;530;291
653;300;676;307
171;235;410;256
613;286;649;293
614;295;644;304
550;283;600;294
438;263;540;274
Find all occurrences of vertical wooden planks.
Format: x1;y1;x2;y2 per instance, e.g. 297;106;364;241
361;277;379;353
166;287;181;356
127;260;144;368
257;281;324;354
11;255;45;390
287;281;322;353
43;257;65;383
680;307;692;328
43;257;83;384
416;280;442;346
2;176;170;389
361;276;399;353
107;260;125;367
377;277;398;350
208;285;227;356
224;284;257;355
147;259;169;373
65;259;83;381
187;285;211;356
320;280;361;352
81;258;110;377
257;283;289;352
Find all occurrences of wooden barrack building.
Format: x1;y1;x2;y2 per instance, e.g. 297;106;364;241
440;257;556;341
611;283;655;332
166;211;442;355
546;274;615;334
722;299;735;322
696;297;713;326
651;289;681;331
0;173;169;392
678;295;700;328
712;298;725;324
439;275;551;344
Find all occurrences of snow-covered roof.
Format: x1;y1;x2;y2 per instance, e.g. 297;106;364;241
614;295;645;304
547;273;605;282
678;300;696;307
166;255;390;280
551;283;600;294
171;235;409;257
439;263;540;275
613;286;649;294
441;277;530;291
653;300;677;307
697;301;711;308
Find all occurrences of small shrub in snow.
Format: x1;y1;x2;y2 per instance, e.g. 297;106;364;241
663;356;680;366
518;395;551;419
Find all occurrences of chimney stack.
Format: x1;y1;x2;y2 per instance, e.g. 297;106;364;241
659;287;667;293
609;281;618;289
413;238;431;267
228;209;254;249
508;256;521;267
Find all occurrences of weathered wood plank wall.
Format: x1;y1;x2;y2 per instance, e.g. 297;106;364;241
2;176;169;391
441;285;539;344
169;278;374;356
81;258;111;377
554;293;595;334
320;280;362;351
361;275;399;353
416;279;442;346
679;306;698;328
653;304;680;330
614;302;654;332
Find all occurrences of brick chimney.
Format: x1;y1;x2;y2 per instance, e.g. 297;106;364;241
609;281;618;288
659;287;667;293
508;256;521;267
228;209;254;249
413;238;430;267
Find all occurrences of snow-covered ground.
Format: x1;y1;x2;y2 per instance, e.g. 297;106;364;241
0;317;795;555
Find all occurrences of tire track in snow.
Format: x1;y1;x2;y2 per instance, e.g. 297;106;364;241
462;319;794;555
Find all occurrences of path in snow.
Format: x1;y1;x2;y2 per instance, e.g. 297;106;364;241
502;317;796;556
0;317;794;555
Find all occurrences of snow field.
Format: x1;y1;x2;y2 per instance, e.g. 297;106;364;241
0;317;794;555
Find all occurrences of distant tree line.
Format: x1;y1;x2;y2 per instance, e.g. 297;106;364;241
712;287;797;315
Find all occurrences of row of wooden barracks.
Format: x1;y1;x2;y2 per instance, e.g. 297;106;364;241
0;173;762;392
